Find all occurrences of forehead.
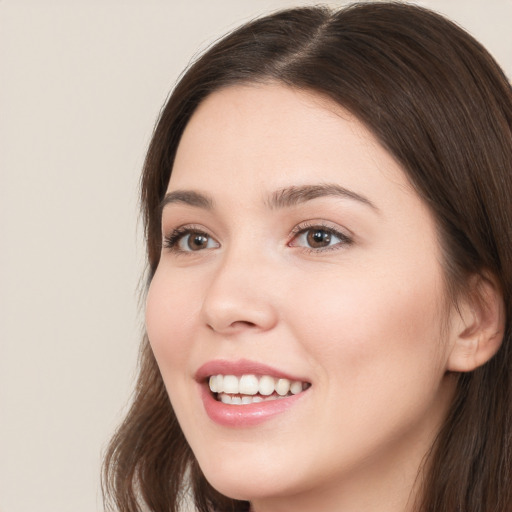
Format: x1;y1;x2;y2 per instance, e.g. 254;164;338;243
169;83;414;210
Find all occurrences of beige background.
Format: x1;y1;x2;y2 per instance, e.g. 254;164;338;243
1;1;511;511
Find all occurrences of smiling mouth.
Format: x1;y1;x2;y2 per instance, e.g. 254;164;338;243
208;374;311;405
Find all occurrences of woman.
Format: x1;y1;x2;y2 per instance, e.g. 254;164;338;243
103;3;512;511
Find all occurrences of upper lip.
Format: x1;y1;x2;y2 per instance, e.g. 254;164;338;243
195;358;310;383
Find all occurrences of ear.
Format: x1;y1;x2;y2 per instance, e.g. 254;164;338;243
447;272;505;373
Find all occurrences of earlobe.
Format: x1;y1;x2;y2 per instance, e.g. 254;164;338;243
447;273;505;373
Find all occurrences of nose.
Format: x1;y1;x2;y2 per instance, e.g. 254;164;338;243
201;248;279;335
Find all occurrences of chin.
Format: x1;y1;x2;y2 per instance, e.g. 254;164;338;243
198;455;296;502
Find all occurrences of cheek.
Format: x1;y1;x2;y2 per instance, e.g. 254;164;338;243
145;266;201;373
287;262;448;386
282;267;451;467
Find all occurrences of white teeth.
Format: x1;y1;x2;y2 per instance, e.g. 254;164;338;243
239;374;259;395
220;393;232;404
209;376;218;392
290;381;303;395
214;374;223;392
258;375;275;396
275;378;291;396
223;375;239;394
217;393;283;405
208;373;309;401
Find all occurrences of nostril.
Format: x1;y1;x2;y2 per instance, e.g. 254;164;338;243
231;320;257;328
206;319;257;332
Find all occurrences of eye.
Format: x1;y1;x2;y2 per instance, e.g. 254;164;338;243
164;227;220;253
289;224;352;251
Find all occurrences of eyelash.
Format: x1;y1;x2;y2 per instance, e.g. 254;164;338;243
288;222;353;253
163;225;213;253
162;222;353;254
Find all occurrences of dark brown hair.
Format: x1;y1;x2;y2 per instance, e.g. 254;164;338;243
103;3;512;511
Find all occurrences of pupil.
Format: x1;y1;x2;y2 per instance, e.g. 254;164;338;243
189;233;207;250
307;229;331;247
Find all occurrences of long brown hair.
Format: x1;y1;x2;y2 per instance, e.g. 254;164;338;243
103;3;512;511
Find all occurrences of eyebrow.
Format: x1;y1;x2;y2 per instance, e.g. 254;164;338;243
160;183;377;213
160;190;214;212
267;184;378;211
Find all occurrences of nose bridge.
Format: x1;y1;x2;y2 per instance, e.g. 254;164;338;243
201;236;278;334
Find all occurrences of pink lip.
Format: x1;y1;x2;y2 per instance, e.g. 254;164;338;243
195;358;308;382
195;359;311;428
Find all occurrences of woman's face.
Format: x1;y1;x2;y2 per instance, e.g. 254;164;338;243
146;84;459;510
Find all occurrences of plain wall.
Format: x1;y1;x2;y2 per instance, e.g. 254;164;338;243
1;1;511;511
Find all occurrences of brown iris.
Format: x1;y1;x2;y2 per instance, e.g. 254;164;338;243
187;232;209;251
307;229;332;248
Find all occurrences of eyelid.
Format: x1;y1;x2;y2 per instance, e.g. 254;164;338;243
162;224;220;254
161;220;352;255
288;221;353;251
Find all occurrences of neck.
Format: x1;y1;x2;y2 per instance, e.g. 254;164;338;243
250;456;422;512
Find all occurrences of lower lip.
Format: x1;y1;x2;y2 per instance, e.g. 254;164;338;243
200;384;307;427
